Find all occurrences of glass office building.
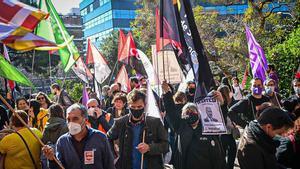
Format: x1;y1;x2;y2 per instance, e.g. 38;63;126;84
80;0;138;48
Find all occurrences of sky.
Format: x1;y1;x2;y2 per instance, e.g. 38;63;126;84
52;0;81;14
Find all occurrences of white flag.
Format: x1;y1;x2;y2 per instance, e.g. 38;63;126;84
145;80;163;124
137;49;162;96
72;57;92;83
87;40;111;84
115;65;130;93
178;69;194;92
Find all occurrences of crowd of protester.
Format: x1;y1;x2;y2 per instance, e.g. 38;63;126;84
0;67;299;169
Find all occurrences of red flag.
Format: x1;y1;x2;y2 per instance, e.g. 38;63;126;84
86;39;94;64
115;65;130;93
118;32;137;64
241;67;249;89
156;8;172;52
0;0;48;32
118;29;126;60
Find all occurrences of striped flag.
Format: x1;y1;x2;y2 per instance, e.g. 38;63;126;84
0;0;48;32
245;25;268;82
0;22;57;51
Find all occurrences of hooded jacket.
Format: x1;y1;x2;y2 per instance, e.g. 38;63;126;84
237;121;281;169
42;117;68;144
276;132;300;169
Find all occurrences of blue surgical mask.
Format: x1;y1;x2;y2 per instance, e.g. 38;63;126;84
265;86;275;95
252;86;263;95
295;87;300;95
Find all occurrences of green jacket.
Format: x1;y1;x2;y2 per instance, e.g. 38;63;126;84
42;117;68;144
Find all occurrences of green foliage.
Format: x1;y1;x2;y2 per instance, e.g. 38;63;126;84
98;30;122;85
131;7;156;57
8;48;61;77
267;27;300;97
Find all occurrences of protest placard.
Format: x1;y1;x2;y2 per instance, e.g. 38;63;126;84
195;96;227;135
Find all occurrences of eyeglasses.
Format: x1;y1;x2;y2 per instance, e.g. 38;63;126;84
37;97;45;100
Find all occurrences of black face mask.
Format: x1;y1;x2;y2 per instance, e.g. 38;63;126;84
293;108;300;118
188;88;196;95
130;108;144;119
187;113;199;125
112;90;119;95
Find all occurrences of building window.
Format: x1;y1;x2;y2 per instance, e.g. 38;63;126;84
81;8;88;16
84;11;112;30
90;4;94;12
113;10;136;19
86;28;113;43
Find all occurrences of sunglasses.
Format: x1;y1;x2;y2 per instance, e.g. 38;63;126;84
37;97;45;100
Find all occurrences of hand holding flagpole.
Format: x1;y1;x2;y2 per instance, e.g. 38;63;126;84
0;95;65;169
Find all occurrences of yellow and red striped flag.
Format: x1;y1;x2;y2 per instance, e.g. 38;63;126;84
0;0;48;32
0;22;56;51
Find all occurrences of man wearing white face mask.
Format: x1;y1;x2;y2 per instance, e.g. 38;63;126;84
42;103;115;169
264;79;282;108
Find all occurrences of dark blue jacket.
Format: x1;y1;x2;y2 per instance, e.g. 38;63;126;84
50;127;115;169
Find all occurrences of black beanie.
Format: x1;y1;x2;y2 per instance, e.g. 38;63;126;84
258;107;293;129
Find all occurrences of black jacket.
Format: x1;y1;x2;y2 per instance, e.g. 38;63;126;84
276;132;300;169
163;92;225;169
228;95;270;128
106;107;129;118
107;114;168;169
53;90;74;110
237;121;282;169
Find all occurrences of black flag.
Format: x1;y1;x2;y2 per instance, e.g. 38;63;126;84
174;0;215;98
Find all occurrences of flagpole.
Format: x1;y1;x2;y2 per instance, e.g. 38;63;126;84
140;129;146;169
29;49;36;106
160;0;166;81
49;52;52;83
108;61;118;85
0;95;65;169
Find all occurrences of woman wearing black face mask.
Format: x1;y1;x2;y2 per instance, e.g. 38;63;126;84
162;81;225;169
186;81;196;102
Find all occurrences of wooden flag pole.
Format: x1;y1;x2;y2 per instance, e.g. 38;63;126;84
0;95;65;169
140;129;146;169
